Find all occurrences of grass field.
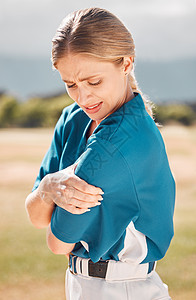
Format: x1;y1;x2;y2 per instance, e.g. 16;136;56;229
0;125;195;300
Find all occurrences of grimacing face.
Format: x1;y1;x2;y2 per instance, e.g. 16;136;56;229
56;54;133;125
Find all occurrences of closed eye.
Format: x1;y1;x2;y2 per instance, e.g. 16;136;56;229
67;80;101;88
67;83;76;89
89;80;101;86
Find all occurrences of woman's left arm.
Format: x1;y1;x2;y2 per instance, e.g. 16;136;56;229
47;224;75;255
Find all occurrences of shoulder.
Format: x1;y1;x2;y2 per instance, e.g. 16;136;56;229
60;102;86;124
55;102;89;134
87;94;165;160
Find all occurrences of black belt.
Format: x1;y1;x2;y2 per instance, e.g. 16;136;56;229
69;254;155;279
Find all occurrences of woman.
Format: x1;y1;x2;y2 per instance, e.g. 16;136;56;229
25;7;175;300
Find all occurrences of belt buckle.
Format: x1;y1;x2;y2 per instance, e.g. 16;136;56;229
88;260;108;279
69;255;77;275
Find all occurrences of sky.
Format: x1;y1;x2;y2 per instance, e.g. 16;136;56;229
1;0;196;61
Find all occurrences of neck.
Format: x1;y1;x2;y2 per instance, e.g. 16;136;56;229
124;84;134;104
95;88;135;126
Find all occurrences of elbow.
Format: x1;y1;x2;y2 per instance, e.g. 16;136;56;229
47;241;68;255
25;202;49;229
31;219;49;229
28;219;48;229
25;212;49;230
47;240;59;254
47;232;64;255
28;214;49;229
25;192;51;229
25;194;38;227
25;199;38;228
47;239;71;256
46;225;74;255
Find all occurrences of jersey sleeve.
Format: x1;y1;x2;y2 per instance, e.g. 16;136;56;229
32;110;66;192
51;137;140;263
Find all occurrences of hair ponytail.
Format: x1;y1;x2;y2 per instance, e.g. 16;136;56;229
128;70;153;118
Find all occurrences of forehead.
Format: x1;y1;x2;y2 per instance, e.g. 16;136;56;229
56;54;118;82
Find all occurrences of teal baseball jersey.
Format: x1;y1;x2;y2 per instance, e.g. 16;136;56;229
32;93;175;264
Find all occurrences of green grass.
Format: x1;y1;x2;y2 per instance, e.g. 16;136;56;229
0;126;195;299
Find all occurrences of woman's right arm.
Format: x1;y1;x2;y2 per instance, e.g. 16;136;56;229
25;164;103;229
26;188;76;255
25;188;54;229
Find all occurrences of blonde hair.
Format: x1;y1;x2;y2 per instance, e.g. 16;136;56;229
52;7;153;117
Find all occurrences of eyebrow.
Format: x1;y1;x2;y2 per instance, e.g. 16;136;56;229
63;74;100;83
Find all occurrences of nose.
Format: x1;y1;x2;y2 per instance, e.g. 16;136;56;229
77;87;91;106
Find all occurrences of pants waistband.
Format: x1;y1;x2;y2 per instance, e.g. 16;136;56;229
69;254;156;281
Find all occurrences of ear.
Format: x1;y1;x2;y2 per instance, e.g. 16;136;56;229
122;57;133;75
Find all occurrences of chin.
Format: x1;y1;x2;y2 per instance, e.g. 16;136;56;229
84;109;109;123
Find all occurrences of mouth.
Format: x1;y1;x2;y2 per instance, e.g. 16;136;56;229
84;102;103;114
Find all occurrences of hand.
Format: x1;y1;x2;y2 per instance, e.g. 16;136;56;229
37;164;104;214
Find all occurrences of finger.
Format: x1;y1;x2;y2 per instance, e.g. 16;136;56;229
64;175;104;195
56;191;102;208
70;207;91;215
61;187;103;203
60;203;91;215
65;197;102;209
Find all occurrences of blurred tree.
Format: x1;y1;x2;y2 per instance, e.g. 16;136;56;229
0;92;195;128
15;94;73;127
41;94;73;127
154;104;195;126
0;95;19;127
16;98;46;127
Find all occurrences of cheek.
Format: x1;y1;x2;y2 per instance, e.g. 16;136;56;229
97;81;114;98
100;79;122;101
66;89;77;101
